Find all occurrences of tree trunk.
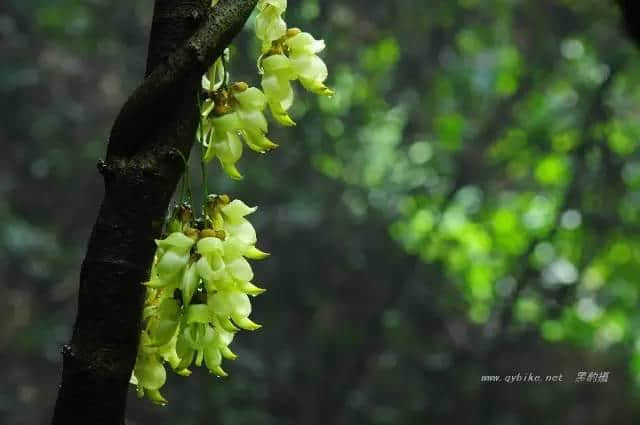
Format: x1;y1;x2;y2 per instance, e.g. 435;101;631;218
51;1;257;424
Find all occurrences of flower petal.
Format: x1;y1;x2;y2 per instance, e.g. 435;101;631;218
226;257;254;282
287;32;326;55
134;356;166;391
180;263;200;306
197;237;224;256
224;218;257;246
234;86;267;111
221;199;257;221
155;232;195;252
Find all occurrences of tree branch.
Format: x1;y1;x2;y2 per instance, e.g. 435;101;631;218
109;0;257;159
51;1;257;424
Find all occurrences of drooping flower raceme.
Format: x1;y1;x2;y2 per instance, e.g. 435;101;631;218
259;29;333;124
131;198;267;404
255;0;332;125
199;81;278;180
194;0;332;177
133;0;332;406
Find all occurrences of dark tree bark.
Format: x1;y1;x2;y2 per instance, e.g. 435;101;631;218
51;1;257;424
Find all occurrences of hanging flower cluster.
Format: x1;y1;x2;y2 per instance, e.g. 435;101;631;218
132;0;332;405
257;0;333;125
199;77;278;179
131;197;268;404
197;0;332;179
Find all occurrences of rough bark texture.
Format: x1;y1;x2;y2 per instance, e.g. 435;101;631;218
51;1;257;424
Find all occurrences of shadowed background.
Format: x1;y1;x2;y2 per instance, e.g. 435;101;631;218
2;1;640;424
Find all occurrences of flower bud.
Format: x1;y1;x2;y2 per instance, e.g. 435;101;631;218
238;281;267;296
134;355;166;391
231;81;249;92
245;246;270;260
145;389;168;406
220;345;237;360
233;316;262;331
204;344;227;377
286;27;301;37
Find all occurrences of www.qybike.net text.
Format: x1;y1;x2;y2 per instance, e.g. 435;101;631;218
481;370;610;384
480;373;564;383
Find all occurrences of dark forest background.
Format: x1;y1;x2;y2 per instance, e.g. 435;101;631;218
3;1;640;424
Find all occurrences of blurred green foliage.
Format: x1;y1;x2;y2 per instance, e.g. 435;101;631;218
2;0;640;424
